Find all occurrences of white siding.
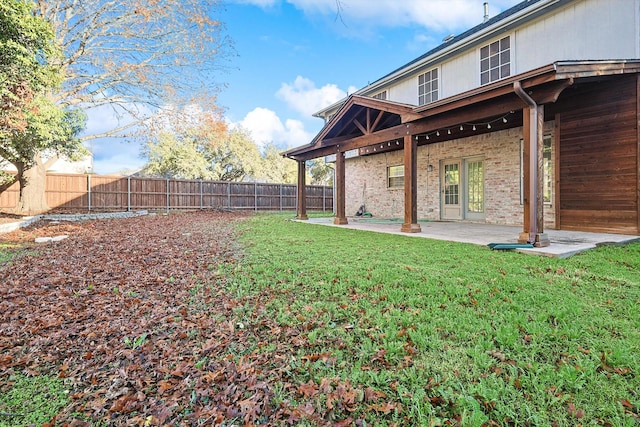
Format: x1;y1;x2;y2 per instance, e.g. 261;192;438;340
389;75;418;105
365;0;639;108
514;0;638;73
440;51;479;98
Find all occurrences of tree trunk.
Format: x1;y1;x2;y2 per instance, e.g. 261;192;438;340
15;156;49;215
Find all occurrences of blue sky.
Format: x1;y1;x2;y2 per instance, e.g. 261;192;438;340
89;0;522;174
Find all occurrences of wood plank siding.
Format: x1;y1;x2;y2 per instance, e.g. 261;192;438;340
556;76;639;234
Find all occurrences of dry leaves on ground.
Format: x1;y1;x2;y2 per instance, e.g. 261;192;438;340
0;212;291;425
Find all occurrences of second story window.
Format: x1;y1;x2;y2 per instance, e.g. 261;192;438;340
480;36;510;85
373;90;387;100
418;69;438;106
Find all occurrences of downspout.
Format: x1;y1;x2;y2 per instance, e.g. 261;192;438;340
513;81;538;244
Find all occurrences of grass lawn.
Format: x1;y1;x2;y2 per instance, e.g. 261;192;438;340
227;213;639;425
0;212;638;426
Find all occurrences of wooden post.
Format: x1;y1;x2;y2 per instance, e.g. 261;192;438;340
515;81;549;247
296;160;308;220
334;151;348;224
87;174;91;212
401;135;421;233
518;105;549;246
166;178;170;213
637;75;640;233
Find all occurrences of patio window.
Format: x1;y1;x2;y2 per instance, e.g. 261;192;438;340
418;69;438;106
387;165;404;188
480;36;510;85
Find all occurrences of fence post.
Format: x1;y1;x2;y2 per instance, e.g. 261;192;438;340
127;176;131;212
254;182;258;212
279;184;283;212
322;185;326;212
166;178;170;213
87;174;91;212
227;181;231;209
200;180;203;210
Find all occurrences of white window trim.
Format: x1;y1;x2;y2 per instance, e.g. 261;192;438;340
478;33;514;86
417;67;440;106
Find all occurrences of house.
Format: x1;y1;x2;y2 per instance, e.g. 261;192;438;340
283;0;640;245
1;153;93;175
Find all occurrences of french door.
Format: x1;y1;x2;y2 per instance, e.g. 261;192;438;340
441;157;485;221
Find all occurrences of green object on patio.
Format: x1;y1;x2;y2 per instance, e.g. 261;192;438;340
488;243;535;250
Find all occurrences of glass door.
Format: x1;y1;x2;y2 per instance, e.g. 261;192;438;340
465;158;485;221
442;160;462;220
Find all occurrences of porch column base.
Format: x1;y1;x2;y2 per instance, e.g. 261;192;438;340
518;232;550;247
296;214;309;221
334;216;348;225
401;223;422;233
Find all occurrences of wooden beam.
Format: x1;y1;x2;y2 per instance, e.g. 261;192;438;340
371;110;385;133
529;78;574;104
401;134;421;233
521;108;532;241
296;160;308;220
353;118;368;135
637;75;640;233
536;104;546;240
288;95;524;161
334;152;348;225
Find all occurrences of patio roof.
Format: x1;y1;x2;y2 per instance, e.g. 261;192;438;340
283;60;640;162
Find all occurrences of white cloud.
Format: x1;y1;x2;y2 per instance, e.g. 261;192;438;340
284;0;519;33
82;103;151;175
238;107;315;149
276;76;354;117
89;138;144;175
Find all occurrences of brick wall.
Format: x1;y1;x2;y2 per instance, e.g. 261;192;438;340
345;124;556;228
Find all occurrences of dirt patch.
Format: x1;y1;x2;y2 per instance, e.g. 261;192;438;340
0;211;298;425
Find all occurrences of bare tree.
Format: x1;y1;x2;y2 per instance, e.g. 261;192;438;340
37;0;233;135
7;0;233;213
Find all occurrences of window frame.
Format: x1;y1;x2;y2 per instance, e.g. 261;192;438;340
387;165;404;188
479;35;511;85
418;68;439;106
373;90;387;100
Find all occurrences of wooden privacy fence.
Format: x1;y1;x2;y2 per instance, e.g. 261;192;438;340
0;174;334;213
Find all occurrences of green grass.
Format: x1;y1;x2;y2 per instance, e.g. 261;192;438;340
0;243;17;265
1;244;69;426
0;374;70;427
228;213;640;426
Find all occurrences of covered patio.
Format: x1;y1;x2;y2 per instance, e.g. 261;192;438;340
296;217;640;258
284;60;640;244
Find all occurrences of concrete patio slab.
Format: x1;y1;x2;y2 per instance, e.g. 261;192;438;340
298;217;640;258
